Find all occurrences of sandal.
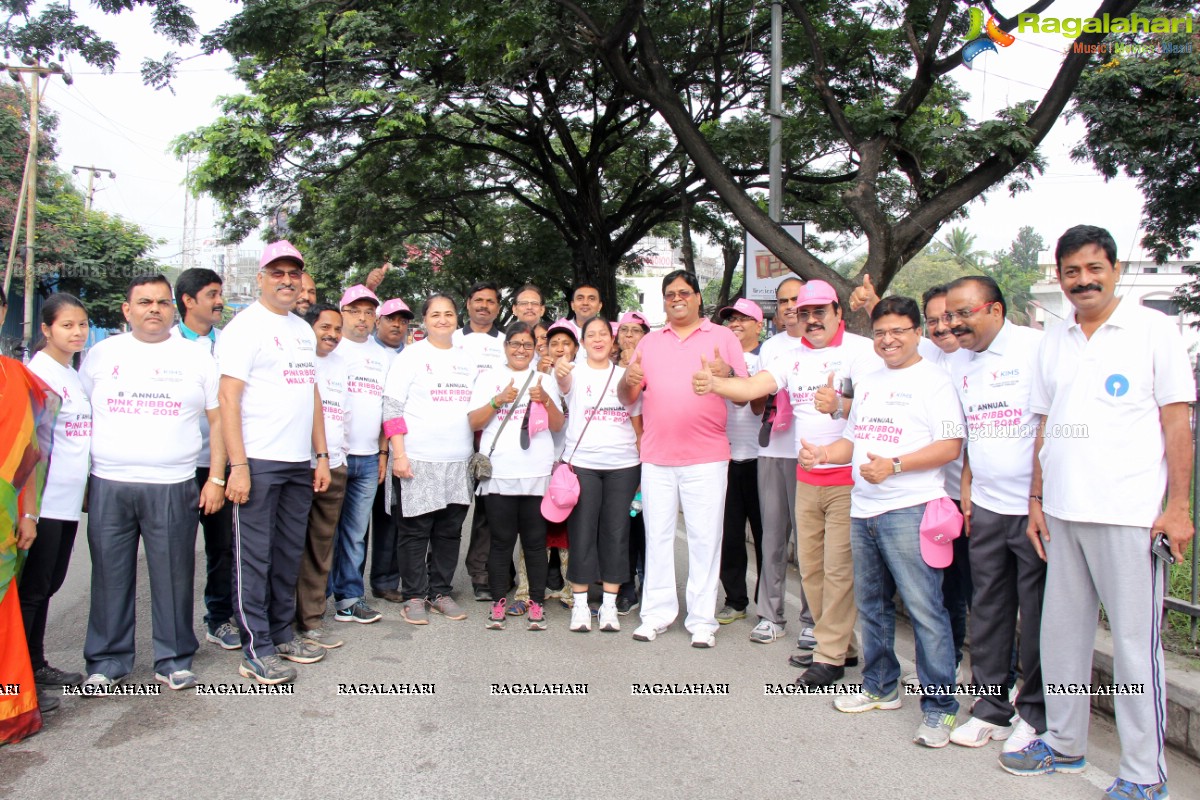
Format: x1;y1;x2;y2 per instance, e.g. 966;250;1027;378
506;599;528;617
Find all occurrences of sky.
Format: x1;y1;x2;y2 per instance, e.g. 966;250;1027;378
33;0;1181;272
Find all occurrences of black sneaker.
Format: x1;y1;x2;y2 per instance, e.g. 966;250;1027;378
334;600;382;624
789;652;859;669
37;688;60;713
473;584;492;602
616;596;633;616
34;663;84;687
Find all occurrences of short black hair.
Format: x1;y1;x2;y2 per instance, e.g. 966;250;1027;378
870;295;921;330
776;276;805;297
305;302;340;327
466;281;500;302
422;292;458;317
946;275;1007;318
515;284;544;304
571;280;602;298
503;320;537;344
579;314;613;342
921;284;949;316
126;274;172;301
661;270;704;316
175;268;223;318
1055;225;1117;271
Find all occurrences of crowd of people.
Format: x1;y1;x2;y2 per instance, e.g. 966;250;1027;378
0;224;1191;800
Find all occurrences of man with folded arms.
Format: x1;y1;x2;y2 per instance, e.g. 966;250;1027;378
328;285;387;625
1000;225;1193;800
81;274;225;691
941;276;1046;753
219;241;332;685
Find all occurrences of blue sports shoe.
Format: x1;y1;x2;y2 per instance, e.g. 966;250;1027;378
1105;778;1169;800
998;739;1087;776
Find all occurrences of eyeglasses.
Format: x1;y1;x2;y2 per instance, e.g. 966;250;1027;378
938;301;995;325
514;300;543;308
506;341;536;351
342;308;376;317
872;326;917;340
262;268;304;281
664;290;695;301
797;308;829;321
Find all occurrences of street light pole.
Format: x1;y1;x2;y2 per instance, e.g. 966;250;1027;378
72;164;117;211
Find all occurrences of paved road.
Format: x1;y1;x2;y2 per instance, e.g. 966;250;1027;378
4;513;1198;800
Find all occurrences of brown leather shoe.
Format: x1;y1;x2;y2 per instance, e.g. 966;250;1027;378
372;588;404;603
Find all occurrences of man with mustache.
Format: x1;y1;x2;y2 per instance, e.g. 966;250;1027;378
941;276;1045;754
80;274;226;691
1000;226;1193;800
294;273;318;317
218;241;332;685
172;268;240;651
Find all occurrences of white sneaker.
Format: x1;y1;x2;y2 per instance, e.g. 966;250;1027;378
1003;718;1039;753
632;623;669;642
570;602;591;632
750;619;783;644
905;663;969;693
690;630;716;648
598;604;620;632
949;715;1013;748
154;670;198;691
834;687;902;713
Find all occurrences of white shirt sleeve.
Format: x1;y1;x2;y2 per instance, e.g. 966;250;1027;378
1152;316;1197;406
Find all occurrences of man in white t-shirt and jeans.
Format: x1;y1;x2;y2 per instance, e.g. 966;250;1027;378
219;241;333;685
797;295;964;748
80;274;226;692
1000;225;1194;800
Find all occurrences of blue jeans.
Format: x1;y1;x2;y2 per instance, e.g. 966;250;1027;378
851;503;958;716
329;454;380;610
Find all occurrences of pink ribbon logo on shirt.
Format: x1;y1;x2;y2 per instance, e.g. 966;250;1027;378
426;363;433;374
111;365;120;378
62;386;70;399
274;336;283;349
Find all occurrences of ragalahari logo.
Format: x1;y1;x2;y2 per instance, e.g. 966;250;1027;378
961;2;1017;69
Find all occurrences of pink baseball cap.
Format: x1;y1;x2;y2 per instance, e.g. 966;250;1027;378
718;298;763;323
260;240;305;270
617;311;649;329
339;284;380;309
772;391;794;432
796;280;838;308
546;318;578;344
540;463;580;523
527;402;549;437
379;298;414;319
919;497;964;568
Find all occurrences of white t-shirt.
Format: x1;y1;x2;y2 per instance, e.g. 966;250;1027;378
452;328;506;378
170;324;222;467
337;337;388;456
767;330;881;473
218;301;317;463
562;361;640;470
314;350;350;470
919;337;972;499
843;358;964;518
471;365;561;480
383;338;475;462
1031;299;1195;527
28;352;91;520
755;331;808;458
80;333;219;484
952;322;1043;516
727;348;762;461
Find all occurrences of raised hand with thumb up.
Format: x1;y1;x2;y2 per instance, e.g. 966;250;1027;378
625;350;644;387
529;374;549;405
814;370;839;415
849;274;879;315
798;438;827;471
494;378;518;407
554;354;575;380
693;354;716;396
706;345;729;378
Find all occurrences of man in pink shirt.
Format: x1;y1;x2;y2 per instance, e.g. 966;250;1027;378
619;270;747;648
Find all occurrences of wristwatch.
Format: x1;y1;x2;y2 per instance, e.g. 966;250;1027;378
831;402;843;421
891;457;902;475
209;476;227;487
22;512;39;523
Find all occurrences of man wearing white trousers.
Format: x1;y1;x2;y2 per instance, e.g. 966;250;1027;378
1000;225;1194;800
619;270;747;648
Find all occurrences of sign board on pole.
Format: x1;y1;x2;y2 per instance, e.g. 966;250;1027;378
743;224;805;302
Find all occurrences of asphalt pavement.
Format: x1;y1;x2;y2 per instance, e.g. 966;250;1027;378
3;511;1198;800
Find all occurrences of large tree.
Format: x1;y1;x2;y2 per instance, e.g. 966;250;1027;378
178;0;780;312
555;0;1143;321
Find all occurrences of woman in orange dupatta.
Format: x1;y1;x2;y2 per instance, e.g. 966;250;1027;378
0;292;60;744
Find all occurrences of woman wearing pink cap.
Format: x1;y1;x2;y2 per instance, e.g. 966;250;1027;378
553;316;641;633
468;322;564;630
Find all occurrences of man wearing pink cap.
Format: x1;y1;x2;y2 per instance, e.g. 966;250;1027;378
619;270;747;648
326;285;388;624
218;240;332;684
714;298;765;625
368;295;415;601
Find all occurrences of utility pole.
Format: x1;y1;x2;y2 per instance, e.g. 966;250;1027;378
72;164;116;211
2;60;72;353
768;0;783;223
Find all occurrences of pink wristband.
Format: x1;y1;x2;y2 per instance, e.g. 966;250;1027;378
383;417;408;437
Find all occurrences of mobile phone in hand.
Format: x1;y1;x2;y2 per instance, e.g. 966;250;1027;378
1151;532;1176;565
